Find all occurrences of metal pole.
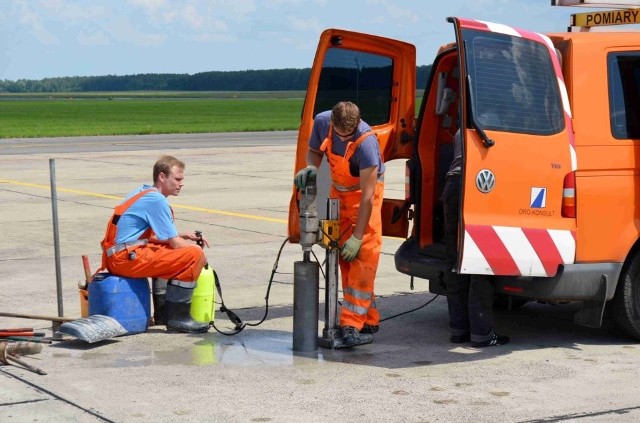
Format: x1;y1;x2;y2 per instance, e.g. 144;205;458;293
319;198;341;349
49;159;64;318
324;199;339;330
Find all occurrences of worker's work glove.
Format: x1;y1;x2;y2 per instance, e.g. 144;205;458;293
341;235;363;262
294;165;317;189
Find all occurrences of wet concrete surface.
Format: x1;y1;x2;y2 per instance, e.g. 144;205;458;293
1;133;640;422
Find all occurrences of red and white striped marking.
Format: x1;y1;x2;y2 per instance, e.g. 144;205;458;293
460;225;576;277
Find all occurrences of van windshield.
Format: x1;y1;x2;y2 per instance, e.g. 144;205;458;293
462;30;564;136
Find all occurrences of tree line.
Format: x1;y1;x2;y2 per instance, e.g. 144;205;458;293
0;66;431;93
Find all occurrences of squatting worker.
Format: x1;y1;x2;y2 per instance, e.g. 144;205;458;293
294;101;385;348
100;155;210;334
442;129;509;347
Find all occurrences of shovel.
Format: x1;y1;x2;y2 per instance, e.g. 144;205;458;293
0;312;127;344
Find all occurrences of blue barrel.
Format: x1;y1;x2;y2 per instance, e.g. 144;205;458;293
88;273;151;334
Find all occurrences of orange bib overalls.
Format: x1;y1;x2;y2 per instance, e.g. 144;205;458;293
319;125;384;330
100;188;205;282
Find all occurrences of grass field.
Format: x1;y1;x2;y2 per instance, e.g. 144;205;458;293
0;90;424;138
0;91;305;138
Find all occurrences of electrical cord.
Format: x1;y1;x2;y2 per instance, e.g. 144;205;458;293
209;188;440;334
210;236;291;336
379;292;441;323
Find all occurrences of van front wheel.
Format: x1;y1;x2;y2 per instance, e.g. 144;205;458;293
612;253;640;340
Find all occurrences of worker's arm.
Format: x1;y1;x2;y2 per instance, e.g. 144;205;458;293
149;231;208;249
167;236;193;249
352;165;378;240
179;231;209;248
307;148;324;167
149;235;188;248
306;148;323;168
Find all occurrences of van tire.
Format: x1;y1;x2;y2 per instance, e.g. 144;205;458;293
612;253;640;340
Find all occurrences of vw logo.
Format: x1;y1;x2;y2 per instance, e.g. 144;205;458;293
476;169;495;193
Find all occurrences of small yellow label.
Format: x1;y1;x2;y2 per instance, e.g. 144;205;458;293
572;9;640;27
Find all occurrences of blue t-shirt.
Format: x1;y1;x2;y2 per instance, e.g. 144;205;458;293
114;184;178;244
309;111;385;177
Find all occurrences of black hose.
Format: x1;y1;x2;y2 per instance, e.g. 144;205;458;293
380;293;440;323
210;236;291;336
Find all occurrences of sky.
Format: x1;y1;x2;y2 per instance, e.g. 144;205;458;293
0;0;610;81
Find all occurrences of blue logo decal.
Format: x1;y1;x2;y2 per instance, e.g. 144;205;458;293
530;187;546;208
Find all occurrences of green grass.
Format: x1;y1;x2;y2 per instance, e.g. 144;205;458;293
0;92;305;138
0;90;423;138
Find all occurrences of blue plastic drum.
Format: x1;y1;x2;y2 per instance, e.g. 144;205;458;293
88;273;151;334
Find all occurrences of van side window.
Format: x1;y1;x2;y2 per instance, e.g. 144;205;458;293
462;30;564;136
314;48;393;126
608;53;640;140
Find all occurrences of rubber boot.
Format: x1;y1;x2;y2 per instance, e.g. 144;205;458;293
165;281;210;333
152;278;168;326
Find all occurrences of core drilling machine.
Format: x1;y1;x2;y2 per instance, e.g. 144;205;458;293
292;172;374;351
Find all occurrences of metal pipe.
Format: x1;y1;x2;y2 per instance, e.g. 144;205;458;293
324;199;339;331
0;311;75;322
292;260;319;352
49;158;64;317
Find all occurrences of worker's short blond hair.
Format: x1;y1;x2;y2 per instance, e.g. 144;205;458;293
331;101;360;134
153;155;185;183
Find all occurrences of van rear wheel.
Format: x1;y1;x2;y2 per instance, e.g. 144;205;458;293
612;253;640;340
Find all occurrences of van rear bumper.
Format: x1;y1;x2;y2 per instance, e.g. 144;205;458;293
395;238;623;301
494;263;623;301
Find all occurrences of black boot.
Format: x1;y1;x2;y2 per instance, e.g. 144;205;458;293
152;278;168;326
165;281;209;333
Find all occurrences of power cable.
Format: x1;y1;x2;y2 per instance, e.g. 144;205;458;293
210;236;291;336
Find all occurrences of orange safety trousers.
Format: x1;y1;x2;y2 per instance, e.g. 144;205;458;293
100;189;205;282
320;126;384;330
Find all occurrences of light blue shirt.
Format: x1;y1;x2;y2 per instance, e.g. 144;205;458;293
114;184;178;244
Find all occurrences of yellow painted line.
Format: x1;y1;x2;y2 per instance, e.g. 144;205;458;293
1;140;158;149
0;179;121;200
172;204;287;223
0;179;288;224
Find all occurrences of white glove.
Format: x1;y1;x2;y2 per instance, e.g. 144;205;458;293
341;235;362;262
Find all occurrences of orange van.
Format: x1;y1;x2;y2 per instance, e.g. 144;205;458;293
289;17;640;339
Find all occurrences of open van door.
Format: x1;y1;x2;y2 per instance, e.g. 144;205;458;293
452;18;577;278
287;29;416;242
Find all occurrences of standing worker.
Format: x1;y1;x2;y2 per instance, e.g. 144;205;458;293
442;129;509;347
295;101;385;347
100;155;210;334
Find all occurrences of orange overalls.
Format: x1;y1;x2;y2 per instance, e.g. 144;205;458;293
319;126;384;330
100;188;205;282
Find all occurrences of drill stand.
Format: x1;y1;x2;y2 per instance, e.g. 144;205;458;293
317;199;373;349
293;174;372;352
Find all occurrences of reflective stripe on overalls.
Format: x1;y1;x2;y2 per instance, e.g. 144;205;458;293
319;125;384;330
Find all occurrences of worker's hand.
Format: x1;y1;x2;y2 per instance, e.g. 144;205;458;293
341;235;363;262
294;165;317;189
182;231;209;248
